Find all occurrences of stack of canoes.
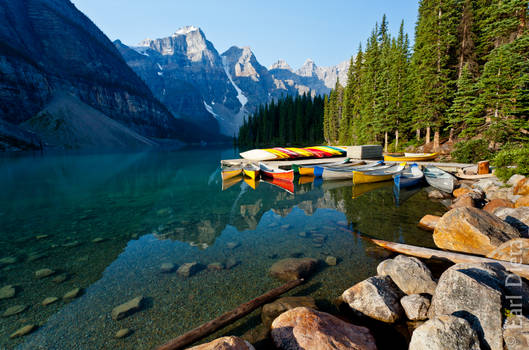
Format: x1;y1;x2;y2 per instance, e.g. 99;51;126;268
240;146;346;161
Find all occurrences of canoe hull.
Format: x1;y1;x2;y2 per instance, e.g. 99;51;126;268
222;169;242;180
384;153;438;162
353;172;394;184
243;169;259;179
424;166;456;193
259;162;294;181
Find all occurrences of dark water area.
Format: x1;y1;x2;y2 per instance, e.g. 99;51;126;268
0;148;446;349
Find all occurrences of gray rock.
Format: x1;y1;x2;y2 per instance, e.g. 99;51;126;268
325;256;337;266
400;294;430;321
226;241;240;249
473;178;504;193
503;314;529;350
269;258;318;282
92;237;106;243
494;207;529;236
160;263;176;273
428;189;451;199
177;262;201;277
376;255;437;295
187;336;255;350
207;262;224;271
9;324;37;339
52;274;68;284
261;296;317;328
429;263;510;350
111;296;144;320
115;328;132;339
35;268;55;278
225;258;239;270
342;276;404;323
409;315;481;350
2;305;27;317
507;174;526;187
0;256;17;267
0;285;16;300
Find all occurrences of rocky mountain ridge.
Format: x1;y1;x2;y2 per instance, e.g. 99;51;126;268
116;27;350;135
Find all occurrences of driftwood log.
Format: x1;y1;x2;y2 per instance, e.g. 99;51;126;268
156;278;305;350
371;238;529;279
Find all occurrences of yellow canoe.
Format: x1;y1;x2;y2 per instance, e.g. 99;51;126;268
221;168;242;180
264;148;290;159
310;146;342;155
384;153;438;162
243;163;260;179
353;163;406;185
285;147;314;157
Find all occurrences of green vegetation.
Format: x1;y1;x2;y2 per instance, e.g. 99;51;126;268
237;94;324;147
492;144;529;181
451;139;492;163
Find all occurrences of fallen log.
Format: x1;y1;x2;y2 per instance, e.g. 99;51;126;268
156;278;305;350
371;238;529;280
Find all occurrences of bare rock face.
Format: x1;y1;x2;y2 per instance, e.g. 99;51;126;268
188;336;255;350
486;238;529;264
429;263;517;350
376;255;437;295
342;276;404;323
418;214;440;231
111;296;144;320
270;307;377;350
494;207;529;236
433;207;520;255
409;315;481;350
503;314;529;350
483;199;514;213
269;258;318;282
261;296;317;329
400;294;430;321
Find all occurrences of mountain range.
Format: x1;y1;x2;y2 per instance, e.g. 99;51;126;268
0;0;348;150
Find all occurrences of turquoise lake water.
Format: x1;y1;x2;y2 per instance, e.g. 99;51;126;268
0;148;446;349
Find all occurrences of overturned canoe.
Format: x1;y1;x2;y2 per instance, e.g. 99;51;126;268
384;152;438;162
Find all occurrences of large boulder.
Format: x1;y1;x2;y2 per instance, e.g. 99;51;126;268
270;307;377;350
429;263;527;350
486;238;529;264
188;336;255;350
483;199;514;213
376;255;437;295
418;215;440;231
342;276;404;323
507;174;526;188
503;314;529;350
409;315;481;350
269;258;318;282
433;207;521;255
400;294;430;321
261;296;317;329
494;207;529;236
514;178;529;196
515;196;529;208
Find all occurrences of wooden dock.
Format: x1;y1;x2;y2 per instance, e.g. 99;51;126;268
221;156;473;172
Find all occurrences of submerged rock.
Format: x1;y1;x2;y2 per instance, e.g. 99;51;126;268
226;242;240;249
262;296;317;328
325;256;337;266
111;296;144;320
115;328;132;339
2;305;27;317
42;296;59;306
35;268;55;278
188;336;255;350
342;275;404;323
269;258;318;281
160;263;176;273
0;256;17;267
9;324;37;339
0;285;16;300
376;255;437;295
92;237;106;243
52;274;69;284
409;315;480;350
400;294;430;321
271;307;377;350
433;207;520;255
207;262;224;271
63;287;82;300
225;258;239;270
177;262;201;277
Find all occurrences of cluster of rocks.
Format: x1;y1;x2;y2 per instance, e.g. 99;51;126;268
2;266;83;339
160;257;240;278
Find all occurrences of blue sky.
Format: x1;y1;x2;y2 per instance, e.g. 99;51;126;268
71;0;419;69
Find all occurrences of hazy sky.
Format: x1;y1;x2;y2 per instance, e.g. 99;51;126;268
71;0;419;69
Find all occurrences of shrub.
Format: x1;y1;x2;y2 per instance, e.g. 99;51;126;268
492;144;529;181
451;139;492;163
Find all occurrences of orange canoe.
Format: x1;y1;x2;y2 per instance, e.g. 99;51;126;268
258;162;294;181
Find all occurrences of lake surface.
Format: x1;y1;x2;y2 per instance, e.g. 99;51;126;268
0;148;446;349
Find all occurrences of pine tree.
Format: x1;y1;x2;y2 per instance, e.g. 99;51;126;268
448;63;480;137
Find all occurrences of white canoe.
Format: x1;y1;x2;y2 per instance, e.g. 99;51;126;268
240;149;278;161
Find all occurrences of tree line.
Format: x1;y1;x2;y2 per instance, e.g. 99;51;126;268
325;0;529;152
237;93;325;147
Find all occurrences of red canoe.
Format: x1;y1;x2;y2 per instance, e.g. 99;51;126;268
259;162;294;181
304;147;333;157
